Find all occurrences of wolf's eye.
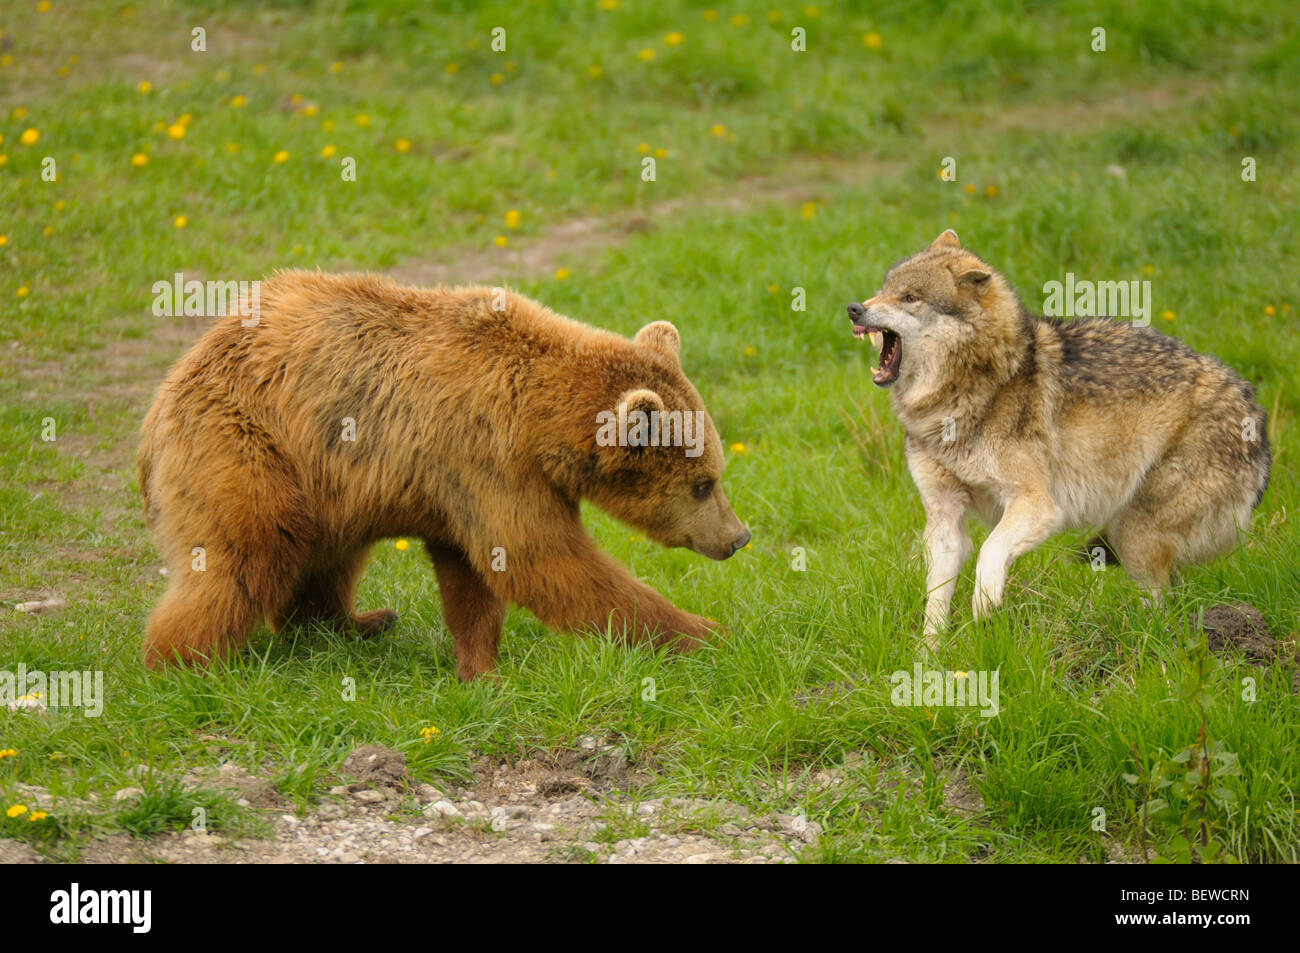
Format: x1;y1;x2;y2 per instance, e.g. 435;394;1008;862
901;292;919;304
693;481;714;500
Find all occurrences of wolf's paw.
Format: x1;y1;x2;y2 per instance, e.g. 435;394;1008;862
351;608;398;637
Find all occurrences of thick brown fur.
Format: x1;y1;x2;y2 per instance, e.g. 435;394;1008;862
849;231;1271;640
139;271;749;680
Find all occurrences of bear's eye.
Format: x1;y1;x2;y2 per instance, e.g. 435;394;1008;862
693;481;714;501
901;292;919;304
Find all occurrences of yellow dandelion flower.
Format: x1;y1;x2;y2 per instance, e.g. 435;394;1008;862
963;183;976;195
493;235;508;247
166;123;185;140
137;80;152;94
302;104;318;117
587;65;602;79
292;244;303;254
28;811;47;821
766;284;778;294
1160;310;1175;322
322;119;335;132
599;0;618;9
230;94;247;108
42;226;52;236
730;14;749;26
702;9;718;21
13;107;28;120
863;32;883;50
555;268;571;280
252;63;267;76
0;156;9;166
710;123;726;136
0;748;15;757
321;144;337;158
17;286;29;297
21;128;39;146
504;209;521;228
224;142;240;154
653;147;667;159
490;72;504;85
767;11;783;23
6;805;26;818
637;48;655;61
665;32;684;46
152;120;165;132
395;539;409;551
0;56;11;67
1142;265;1155;276
355;114;370;126
1264;305;1275;316
289;93;304;105
800;201;817;219
420;725;441;743
394;138;411;153
173;215;187;228
636;142;650;155
330;61;344;74
38;1;51;11
444;63;459;75
273;150;290;163
804;5;821;17
505;60;516;71
985;185;998;197
730;442;747;454
744;345;757;356
179;112;193;126
131;152;148;170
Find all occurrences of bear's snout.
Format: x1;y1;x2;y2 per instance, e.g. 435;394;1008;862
730;528;751;555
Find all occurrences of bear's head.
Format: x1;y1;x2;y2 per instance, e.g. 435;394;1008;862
582;321;750;561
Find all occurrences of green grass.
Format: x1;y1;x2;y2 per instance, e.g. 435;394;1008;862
1;0;1297;862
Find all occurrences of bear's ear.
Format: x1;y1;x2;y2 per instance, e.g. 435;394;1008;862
930;229;961;250
618;388;665;418
634;321;681;362
616;388;665;451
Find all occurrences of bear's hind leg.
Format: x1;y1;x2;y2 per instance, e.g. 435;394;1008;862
428;542;506;681
274;546;398;637
143;570;271;668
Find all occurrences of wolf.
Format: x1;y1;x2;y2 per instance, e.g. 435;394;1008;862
848;230;1270;639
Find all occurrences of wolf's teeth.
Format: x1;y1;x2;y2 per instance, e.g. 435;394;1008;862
871;366;881;376
869;331;883;350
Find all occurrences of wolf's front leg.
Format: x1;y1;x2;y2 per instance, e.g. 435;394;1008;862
922;507;973;642
972;492;1061;619
908;447;973;645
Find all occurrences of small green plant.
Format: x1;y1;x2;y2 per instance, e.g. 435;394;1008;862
1123;633;1241;864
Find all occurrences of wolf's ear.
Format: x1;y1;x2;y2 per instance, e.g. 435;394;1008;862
957;267;992;287
931;229;961;250
635;321;681;361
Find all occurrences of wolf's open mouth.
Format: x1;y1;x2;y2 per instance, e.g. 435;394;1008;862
852;324;902;386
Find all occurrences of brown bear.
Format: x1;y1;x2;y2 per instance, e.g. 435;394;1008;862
138;271;749;680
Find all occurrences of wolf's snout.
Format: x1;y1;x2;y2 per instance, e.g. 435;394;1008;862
848;302;867;323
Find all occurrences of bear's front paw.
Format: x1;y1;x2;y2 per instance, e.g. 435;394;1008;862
351;608;398;637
